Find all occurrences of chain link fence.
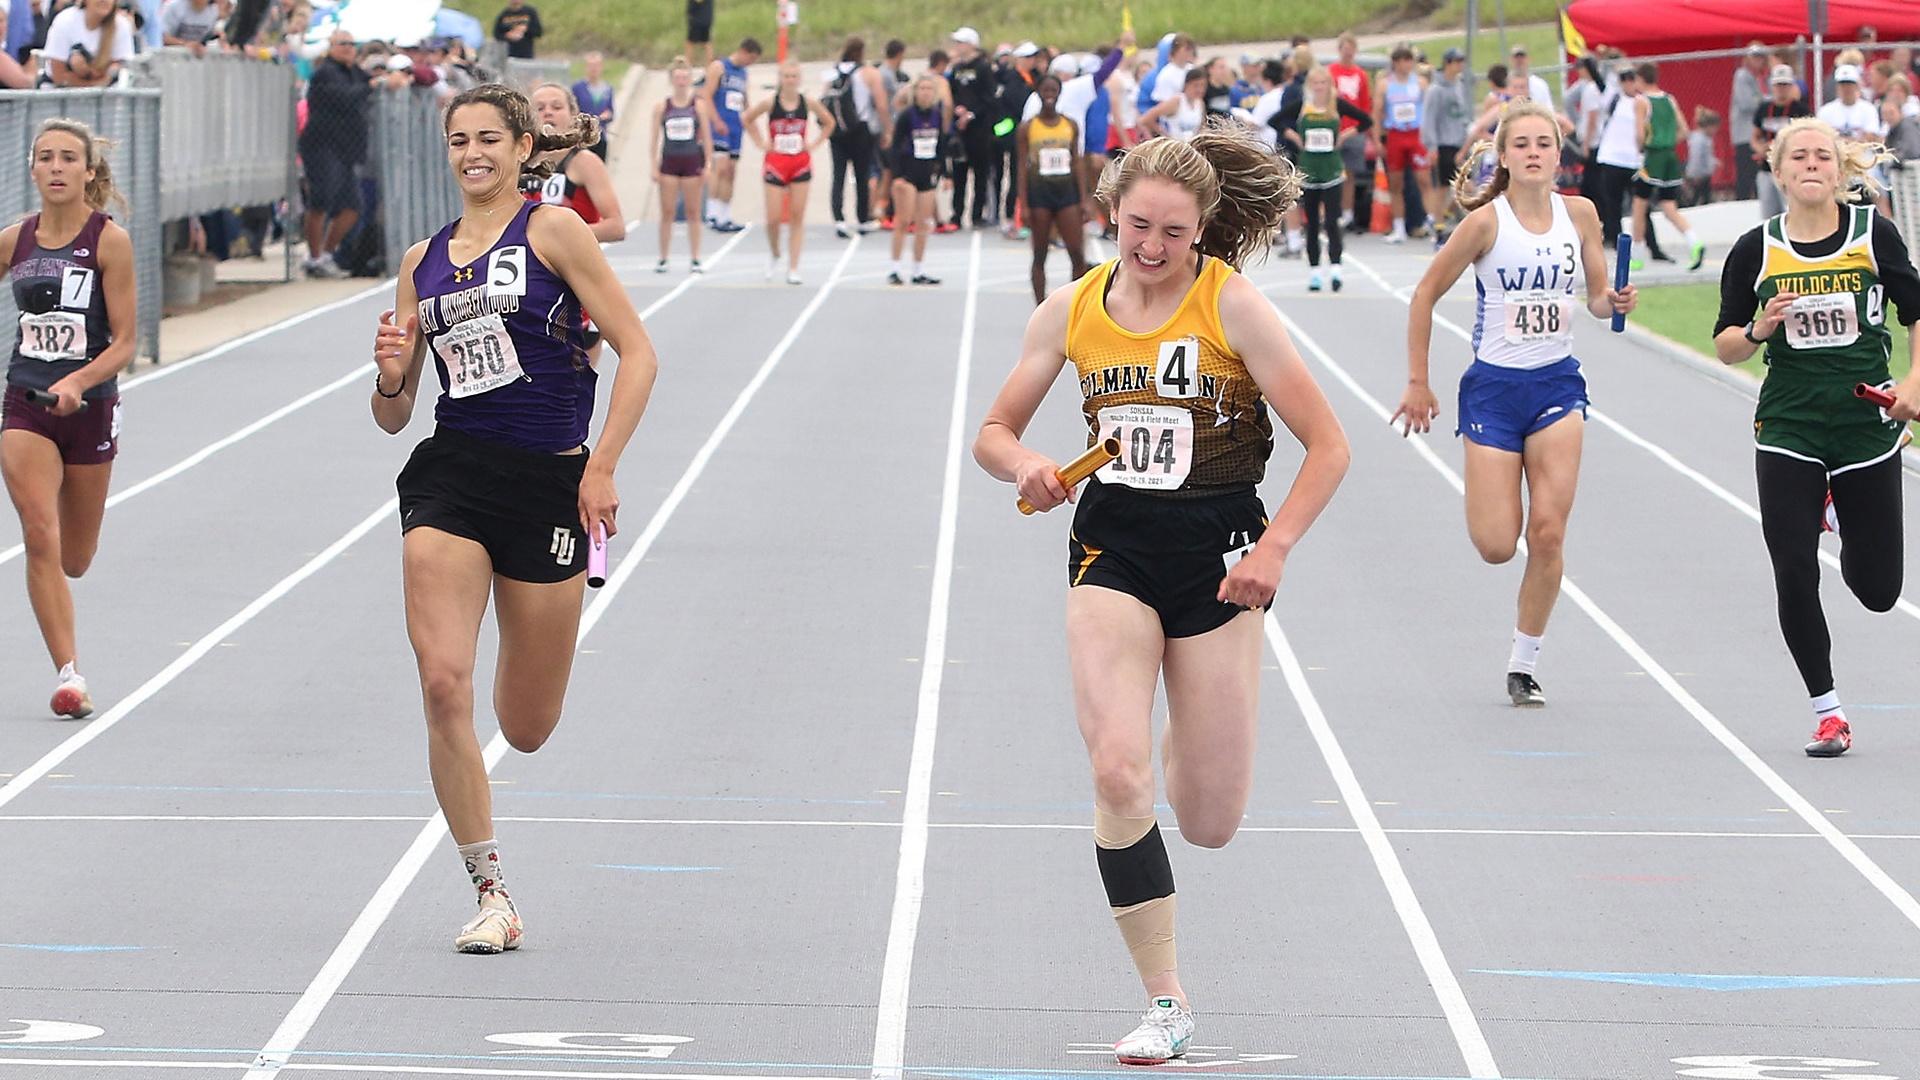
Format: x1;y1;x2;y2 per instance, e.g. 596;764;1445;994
129;49;298;223
372;88;461;280
1892;168;1920;268
0;89;162;362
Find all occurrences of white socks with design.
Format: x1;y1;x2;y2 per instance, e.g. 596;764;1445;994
458;839;508;900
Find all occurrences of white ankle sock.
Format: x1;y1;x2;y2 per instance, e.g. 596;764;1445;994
458;839;507;899
58;661;77;681
1508;630;1543;676
1684;229;1700;246
1812;690;1843;720
1392;217;1406;234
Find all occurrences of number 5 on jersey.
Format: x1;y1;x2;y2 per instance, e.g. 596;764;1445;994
1157;337;1200;400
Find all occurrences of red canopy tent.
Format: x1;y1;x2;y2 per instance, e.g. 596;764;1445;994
1562;0;1920;188
1564;0;1920;57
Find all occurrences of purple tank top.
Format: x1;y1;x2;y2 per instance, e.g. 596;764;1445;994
412;201;593;453
662;99;701;162
9;212;115;400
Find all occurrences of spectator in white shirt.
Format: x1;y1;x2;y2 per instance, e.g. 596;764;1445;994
159;0;220;54
1150;33;1195;103
1817;64;1885;140
1509;43;1552;106
43;0;134;86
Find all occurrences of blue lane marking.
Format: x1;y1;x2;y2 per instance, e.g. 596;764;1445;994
1475;968;1920;991
595;864;726;873
0;942;145;953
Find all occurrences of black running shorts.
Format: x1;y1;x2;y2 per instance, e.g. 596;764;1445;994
1066;481;1269;638
396;425;590;584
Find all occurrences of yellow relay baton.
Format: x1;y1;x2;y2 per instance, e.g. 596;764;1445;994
1018;438;1122;516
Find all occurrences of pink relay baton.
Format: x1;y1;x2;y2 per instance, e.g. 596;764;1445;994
587;524;608;589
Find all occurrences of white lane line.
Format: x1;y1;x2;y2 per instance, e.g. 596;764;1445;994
122;281;393;391
1264;616;1501;1078
0;364;375;568
869;231;981;1080
0;499;395;814
0;815;1859;839
1278;308;1920;941
241;230;838;1080
1341;251;1920;624
0;1059;858;1080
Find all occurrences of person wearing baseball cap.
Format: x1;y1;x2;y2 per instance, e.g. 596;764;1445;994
946;26;1001;229
1752;64;1810;217
1507;43;1551;105
1817;63;1884;143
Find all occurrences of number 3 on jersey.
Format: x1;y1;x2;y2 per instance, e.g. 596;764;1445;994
1156;336;1201;400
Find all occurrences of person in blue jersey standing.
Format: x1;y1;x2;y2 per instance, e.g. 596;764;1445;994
370;83;661;955
700;37;762;232
1393;101;1636;707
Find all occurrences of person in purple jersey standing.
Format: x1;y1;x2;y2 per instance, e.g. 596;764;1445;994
370;83;661;955
0;118;135;722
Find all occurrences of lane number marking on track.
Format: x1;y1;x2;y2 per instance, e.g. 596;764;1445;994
1067;1043;1297;1068
1674;1056;1898;1079
486;1032;694;1058
0;1020;104;1044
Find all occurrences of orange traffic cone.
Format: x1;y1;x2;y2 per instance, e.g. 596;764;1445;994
1370;164;1391;235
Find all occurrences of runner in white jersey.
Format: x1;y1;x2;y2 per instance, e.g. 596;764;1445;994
1393;101;1636;708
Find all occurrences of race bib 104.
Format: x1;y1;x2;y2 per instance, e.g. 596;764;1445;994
18;310;87;362
1038;146;1072;176
1096;404;1193;491
1784;293;1860;350
434;313;526;400
1502;289;1572;345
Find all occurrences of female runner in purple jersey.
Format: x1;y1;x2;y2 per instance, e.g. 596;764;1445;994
371;83;660;954
0;118;134;721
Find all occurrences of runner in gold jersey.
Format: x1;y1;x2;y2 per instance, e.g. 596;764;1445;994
973;123;1349;1064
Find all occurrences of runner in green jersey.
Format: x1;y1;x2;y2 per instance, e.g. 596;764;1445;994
1271;66;1371;293
1630;63;1705;271
1713;117;1920;759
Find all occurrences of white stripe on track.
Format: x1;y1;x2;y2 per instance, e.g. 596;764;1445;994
0;363;375;568
121;281;393;391
1341;252;1920;622
239;227;826;1080
0;1059;860;1080
869;231;981;1080
3;813;1886;839
1264;616;1501;1078
0;498;396;813
1278;308;1920;943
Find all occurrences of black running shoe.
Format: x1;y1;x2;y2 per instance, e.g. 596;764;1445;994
1507;672;1546;707
887;271;905;286
911;273;941;285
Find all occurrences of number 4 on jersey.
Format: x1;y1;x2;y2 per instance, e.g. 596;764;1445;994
1157;337;1200;400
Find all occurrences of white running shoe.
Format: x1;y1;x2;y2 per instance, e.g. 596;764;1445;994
454;892;522;954
50;668;92;720
785;269;803;285
1113;996;1193;1065
1384;229;1407;245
